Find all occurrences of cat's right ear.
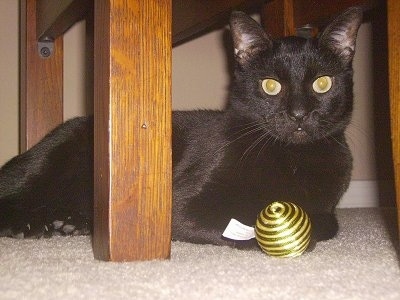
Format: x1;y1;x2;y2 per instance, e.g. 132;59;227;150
230;11;272;63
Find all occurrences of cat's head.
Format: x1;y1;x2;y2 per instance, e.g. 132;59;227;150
229;7;363;145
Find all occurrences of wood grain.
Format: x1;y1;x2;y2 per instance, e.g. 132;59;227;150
93;0;172;261
20;0;63;151
387;0;400;238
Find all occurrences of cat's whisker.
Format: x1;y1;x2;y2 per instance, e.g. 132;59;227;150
215;123;265;153
253;131;275;156
327;134;349;151
231;122;265;137
239;128;276;162
239;132;267;162
239;137;262;161
346;121;373;146
348;119;369;137
344;134;357;150
318;119;366;150
232;120;264;130
256;134;276;159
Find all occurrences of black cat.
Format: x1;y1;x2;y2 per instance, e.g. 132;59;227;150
0;8;363;248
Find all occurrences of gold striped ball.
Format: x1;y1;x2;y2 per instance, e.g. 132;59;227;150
255;201;311;258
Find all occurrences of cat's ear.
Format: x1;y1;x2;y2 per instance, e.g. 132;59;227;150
230;11;272;62
319;7;363;64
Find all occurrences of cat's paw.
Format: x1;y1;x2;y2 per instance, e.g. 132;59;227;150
305;238;317;253
49;216;91;237
0;219;91;239
0;202;91;239
310;213;339;241
0;214;51;239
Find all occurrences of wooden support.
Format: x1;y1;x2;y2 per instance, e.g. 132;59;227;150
292;0;377;29
262;0;379;37
387;0;400;238
172;0;262;44
262;0;295;38
92;0;172;261
36;0;91;41
20;0;63;151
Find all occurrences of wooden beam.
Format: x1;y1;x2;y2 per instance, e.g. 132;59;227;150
93;0;172;261
262;0;380;38
20;0;63;151
36;0;91;41
262;0;295;38
172;0;263;44
292;0;379;29
387;0;400;239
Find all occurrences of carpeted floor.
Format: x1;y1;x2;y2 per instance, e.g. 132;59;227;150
0;208;399;300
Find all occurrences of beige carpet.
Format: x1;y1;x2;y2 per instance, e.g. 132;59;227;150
1;208;399;300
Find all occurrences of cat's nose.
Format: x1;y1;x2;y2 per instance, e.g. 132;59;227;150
288;108;308;121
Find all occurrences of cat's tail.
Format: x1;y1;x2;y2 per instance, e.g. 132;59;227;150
0;116;93;200
0;147;50;237
0;116;94;238
0;150;37;200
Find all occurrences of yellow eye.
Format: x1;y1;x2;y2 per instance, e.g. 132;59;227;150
312;76;332;93
262;79;281;95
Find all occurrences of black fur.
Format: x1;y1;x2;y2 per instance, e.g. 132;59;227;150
0;8;363;248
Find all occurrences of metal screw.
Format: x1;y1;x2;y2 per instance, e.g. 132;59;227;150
38;38;54;59
40;47;51;58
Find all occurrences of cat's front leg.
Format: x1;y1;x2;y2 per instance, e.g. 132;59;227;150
309;212;339;241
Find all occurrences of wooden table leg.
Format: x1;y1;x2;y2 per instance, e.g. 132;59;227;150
20;0;63;151
92;0;172;261
388;0;400;239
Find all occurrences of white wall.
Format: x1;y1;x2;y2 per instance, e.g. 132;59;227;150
0;0;19;166
0;2;385;206
63;21;87;120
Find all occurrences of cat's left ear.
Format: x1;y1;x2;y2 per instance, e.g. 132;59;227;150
230;11;272;62
319;7;363;64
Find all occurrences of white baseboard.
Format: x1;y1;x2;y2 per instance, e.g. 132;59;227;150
338;180;393;208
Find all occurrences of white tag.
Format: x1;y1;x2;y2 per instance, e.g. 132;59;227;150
222;218;256;240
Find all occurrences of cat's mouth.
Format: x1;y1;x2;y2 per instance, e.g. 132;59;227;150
292;126;309;142
293;126;308;136
263;115;319;144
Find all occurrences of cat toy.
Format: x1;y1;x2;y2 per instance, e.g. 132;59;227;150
255;201;311;258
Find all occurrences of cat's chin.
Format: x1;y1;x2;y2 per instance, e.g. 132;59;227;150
287;129;313;144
